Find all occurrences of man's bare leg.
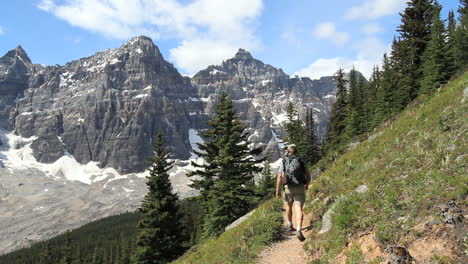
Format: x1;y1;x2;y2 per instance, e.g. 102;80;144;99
294;202;306;241
294;202;303;230
285;202;293;228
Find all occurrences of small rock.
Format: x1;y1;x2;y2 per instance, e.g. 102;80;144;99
225;210;255;231
462;87;468;103
455;154;467;162
425;219;441;226
368;132;383;142
386;246;413;264
445;144;456;151
438;201;464;228
355;184;368;194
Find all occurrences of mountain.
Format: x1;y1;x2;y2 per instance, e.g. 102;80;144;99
3;70;466;264
192;48;336;160
0;36;339;254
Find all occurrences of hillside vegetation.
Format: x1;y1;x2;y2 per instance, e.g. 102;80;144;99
305;71;467;263
170;71;467;264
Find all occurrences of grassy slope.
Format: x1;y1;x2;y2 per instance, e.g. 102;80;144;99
171;199;283;264
304;71;467;263
172;71;467;264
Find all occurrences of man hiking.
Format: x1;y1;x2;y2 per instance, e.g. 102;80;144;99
276;144;311;241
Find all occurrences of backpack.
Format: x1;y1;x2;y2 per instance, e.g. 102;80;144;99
282;156;306;185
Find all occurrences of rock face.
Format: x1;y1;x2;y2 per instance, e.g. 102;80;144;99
8;37;201;173
0;36;341;254
192;48;337;160
1;38;338;173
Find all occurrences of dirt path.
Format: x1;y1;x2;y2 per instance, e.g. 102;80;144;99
257;206;312;264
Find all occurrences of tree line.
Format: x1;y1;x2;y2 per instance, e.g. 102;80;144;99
323;0;467;156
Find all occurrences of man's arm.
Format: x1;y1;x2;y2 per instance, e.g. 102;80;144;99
276;172;282;197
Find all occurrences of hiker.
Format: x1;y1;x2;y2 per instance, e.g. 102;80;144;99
276;144;311;241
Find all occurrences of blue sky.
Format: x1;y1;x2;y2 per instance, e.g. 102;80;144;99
0;0;459;78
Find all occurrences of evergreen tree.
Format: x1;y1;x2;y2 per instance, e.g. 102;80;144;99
39;243;54;264
303;109;321;164
344;68;367;139
323;68;348;154
366;66;381;131
447;10;458;76
421;2;449;94
92;246;103;264
372;54;392;128
133;131;183;264
189;93;262;237
60;230;73;264
395;0;435;99
283;102;306;153
255;160;276;201
455;0;468;68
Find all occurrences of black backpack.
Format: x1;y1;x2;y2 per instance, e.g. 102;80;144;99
283;155;306;185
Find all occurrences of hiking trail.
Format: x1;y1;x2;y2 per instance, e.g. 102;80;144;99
258;205;313;264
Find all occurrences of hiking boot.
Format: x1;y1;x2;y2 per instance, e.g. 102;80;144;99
296;230;306;241
287;225;296;232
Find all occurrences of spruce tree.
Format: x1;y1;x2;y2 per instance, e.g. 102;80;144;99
39;243;54;264
323;68;348;154
283;102;307;156
447;10;458;76
396;0;435;99
189;93;262;236
133;131;183;264
303;109;320;164
344;68;366;139
366;65;381;130
455;0;468;68
421;2;449;94
372;54;392;128
60;230;73;264
256;160;276;200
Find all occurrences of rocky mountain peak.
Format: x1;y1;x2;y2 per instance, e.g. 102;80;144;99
121;35;162;58
233;48;254;60
2;45;32;64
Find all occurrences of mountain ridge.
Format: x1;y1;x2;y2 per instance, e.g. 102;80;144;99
0;35;343;255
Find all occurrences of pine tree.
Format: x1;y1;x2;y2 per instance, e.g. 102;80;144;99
60;230;73;264
421;2;449;94
283;102;305;153
323;68;348;154
189;93;262;237
366;65;381;130
256;160;276;200
39;243;54;264
396;0;435;100
344;68;367;139
303;109;320;164
447;10;458;76
455;0;468;68
372;54;392;128
133;131;183;264
92;246;103;264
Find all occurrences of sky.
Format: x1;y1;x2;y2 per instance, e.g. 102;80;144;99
0;0;460;79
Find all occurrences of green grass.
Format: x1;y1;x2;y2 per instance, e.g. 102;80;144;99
304;71;468;262
171;199;283;264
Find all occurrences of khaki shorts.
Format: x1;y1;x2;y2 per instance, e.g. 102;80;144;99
283;184;306;206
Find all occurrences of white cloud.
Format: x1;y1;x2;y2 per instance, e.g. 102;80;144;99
362;23;383;35
0;26;4;35
313;22;350;45
170;39;240;74
295;37;390;79
37;0;263;74
345;0;407;20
